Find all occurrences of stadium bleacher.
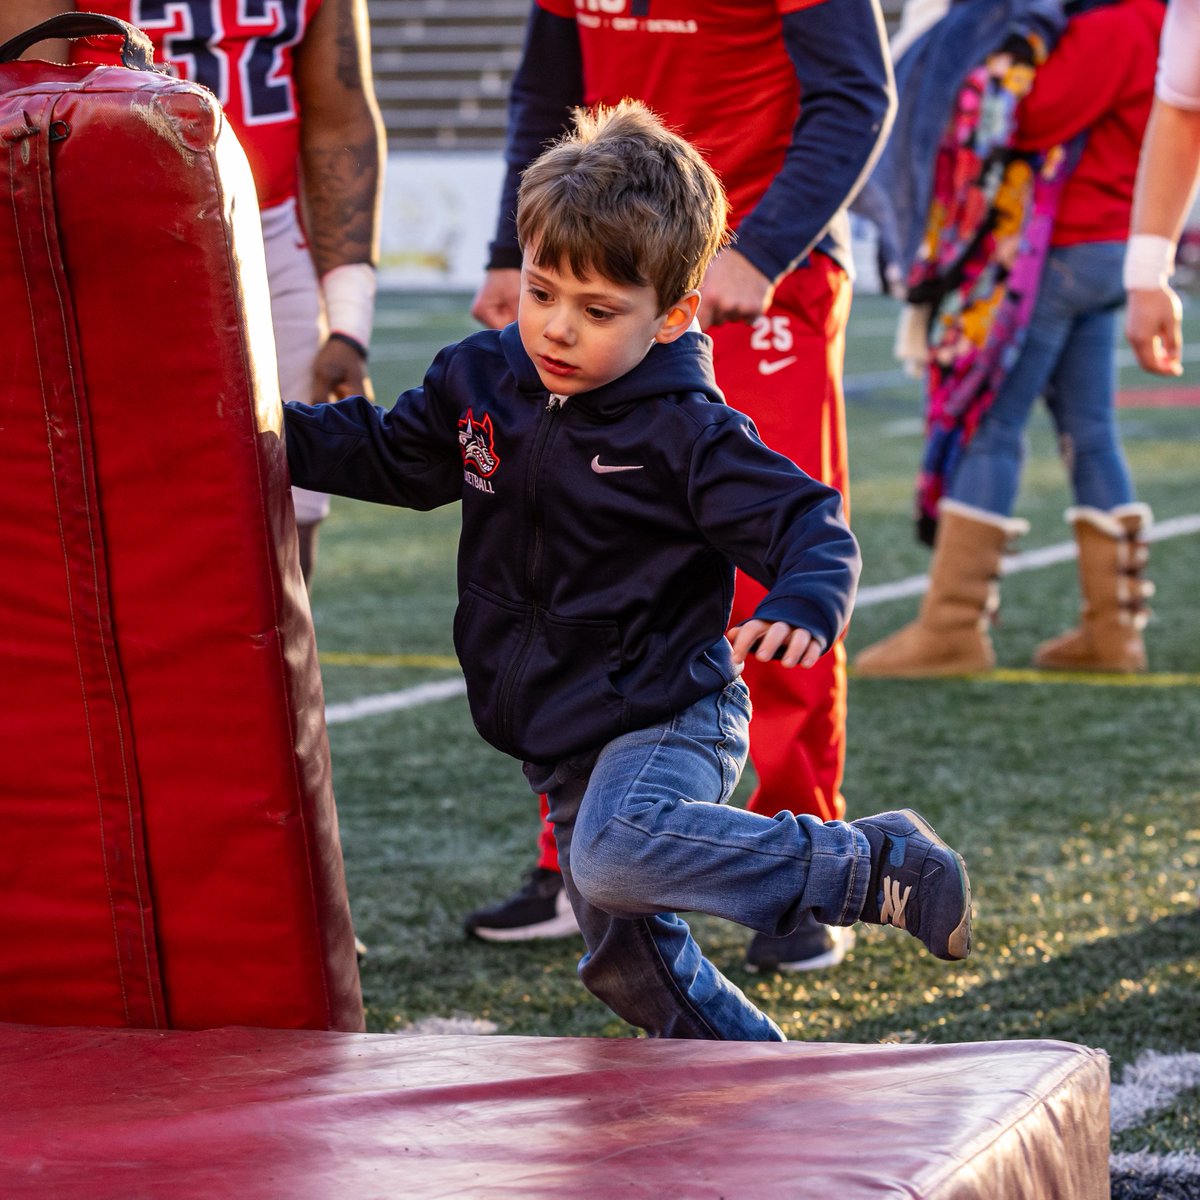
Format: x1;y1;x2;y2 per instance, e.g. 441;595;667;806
368;0;529;152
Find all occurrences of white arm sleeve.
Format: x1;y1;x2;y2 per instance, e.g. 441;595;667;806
1157;0;1200;109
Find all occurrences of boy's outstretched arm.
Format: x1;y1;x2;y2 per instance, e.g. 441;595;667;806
282;345;464;509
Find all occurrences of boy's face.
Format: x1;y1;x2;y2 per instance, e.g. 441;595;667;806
517;245;698;397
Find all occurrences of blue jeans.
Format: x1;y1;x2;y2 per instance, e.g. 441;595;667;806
524;680;871;1041
947;241;1136;516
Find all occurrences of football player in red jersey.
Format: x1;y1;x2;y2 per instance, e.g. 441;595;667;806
2;0;385;587
466;0;895;972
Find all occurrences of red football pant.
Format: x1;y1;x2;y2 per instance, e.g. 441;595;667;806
718;253;851;825
536;253;852;872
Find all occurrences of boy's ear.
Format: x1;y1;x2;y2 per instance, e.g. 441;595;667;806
653;291;701;343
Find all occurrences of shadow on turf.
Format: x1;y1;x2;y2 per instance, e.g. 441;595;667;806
1111;1160;1200;1200
828;909;1200;1053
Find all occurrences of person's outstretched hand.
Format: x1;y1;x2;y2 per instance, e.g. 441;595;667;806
311;336;374;404
697;249;775;329
471;268;522;329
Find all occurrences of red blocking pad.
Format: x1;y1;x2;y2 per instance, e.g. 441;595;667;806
0;1026;1109;1198
0;55;361;1031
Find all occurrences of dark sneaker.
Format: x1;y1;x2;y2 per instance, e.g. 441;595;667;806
354;936;368;961
851;809;972;961
463;867;580;942
745;911;855;973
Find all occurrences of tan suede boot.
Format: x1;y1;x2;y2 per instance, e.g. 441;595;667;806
854;500;1029;677
1032;504;1153;673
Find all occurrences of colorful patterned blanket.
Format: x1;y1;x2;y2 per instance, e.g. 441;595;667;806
906;34;1081;544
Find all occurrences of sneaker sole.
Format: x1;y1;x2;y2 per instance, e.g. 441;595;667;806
745;927;856;974
900;809;972;961
467;911;581;943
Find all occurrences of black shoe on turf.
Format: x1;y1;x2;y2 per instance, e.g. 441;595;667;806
851;809;972;961
463;867;581;942
745;910;855;973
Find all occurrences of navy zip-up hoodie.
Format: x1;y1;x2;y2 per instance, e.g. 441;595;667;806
284;327;860;766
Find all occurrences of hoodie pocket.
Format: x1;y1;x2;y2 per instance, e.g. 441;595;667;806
454;583;627;760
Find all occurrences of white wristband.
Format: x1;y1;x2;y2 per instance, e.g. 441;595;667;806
1123;234;1176;291
321;262;377;347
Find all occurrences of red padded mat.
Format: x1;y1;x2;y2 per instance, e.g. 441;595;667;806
0;1024;1110;1198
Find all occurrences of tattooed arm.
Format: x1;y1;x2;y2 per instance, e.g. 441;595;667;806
294;0;386;402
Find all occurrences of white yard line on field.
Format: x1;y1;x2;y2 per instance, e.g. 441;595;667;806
842;340;1200;398
1112;1050;1200;1133
325;677;467;725
324;514;1200;725
1109;1050;1200;1193
1110;1149;1200;1187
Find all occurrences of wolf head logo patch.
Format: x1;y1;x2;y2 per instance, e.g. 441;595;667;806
459;409;500;478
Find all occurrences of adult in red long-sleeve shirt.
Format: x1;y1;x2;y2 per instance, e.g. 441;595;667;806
854;0;1163;680
1016;0;1165;247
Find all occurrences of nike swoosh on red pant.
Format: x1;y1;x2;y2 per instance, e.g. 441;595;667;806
758;356;798;376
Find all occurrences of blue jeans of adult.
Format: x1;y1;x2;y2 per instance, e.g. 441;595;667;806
946;240;1136;516
524;679;871;1041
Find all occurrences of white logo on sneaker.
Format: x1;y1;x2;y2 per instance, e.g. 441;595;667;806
880;876;912;929
758;356;798;376
591;456;644;474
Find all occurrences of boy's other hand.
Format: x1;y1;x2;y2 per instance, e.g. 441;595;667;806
472;268;522;329
727;619;821;669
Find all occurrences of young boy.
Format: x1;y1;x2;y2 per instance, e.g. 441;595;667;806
284;101;972;1040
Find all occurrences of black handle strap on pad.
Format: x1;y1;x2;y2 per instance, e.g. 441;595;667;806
0;13;156;70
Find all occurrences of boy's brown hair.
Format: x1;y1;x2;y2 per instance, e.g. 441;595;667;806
516;99;730;311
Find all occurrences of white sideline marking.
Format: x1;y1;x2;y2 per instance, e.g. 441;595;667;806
1110;1149;1200;1178
1111;1050;1200;1133
391;1016;498;1037
325;677;466;725
881;417;925;438
323;514;1200;724
843;338;1200;388
855;512;1200;608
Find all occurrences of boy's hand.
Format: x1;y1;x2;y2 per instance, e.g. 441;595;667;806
728;619;822;669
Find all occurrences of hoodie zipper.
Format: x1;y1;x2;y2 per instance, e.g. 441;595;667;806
496;393;565;748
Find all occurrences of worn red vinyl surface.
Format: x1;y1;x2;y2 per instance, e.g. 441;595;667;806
0;56;361;1031
0;1025;1109;1199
